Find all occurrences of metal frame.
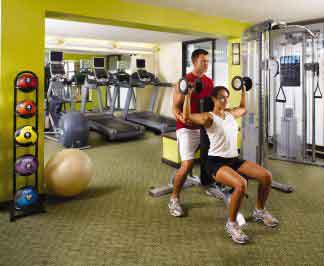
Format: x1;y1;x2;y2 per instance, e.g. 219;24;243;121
311;37;317;162
258;32;264;164
242;20;324;168
302;33;308;161
12;71;45;221
148;169;247;226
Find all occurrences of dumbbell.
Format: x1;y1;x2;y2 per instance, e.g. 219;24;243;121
231;76;253;91
179;78;203;95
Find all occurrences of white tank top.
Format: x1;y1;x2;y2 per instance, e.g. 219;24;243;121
206;112;239;158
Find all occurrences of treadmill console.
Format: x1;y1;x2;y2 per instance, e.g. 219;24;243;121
116;70;130;83
51;63;65;76
85;70;97;85
107;72;118;85
49;51;68;83
49;63;68;84
94;68;109;86
132;69;156;84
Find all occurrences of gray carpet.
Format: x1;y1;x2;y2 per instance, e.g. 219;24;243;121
0;132;323;266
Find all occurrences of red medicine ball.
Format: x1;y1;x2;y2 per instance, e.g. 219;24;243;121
16;73;38;92
16;100;36;118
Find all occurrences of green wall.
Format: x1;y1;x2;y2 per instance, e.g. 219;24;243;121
63;53;107;61
63;53;108;111
227;38;243;148
0;0;249;201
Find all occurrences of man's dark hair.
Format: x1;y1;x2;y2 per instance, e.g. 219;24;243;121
211;86;230;98
191;49;208;62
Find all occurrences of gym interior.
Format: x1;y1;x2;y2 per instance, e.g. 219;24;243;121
1;1;324;265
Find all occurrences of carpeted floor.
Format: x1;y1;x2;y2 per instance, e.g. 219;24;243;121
0;132;324;266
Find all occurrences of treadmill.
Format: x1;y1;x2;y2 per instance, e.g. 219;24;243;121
109;69;136;113
123;59;176;134
80;57;144;141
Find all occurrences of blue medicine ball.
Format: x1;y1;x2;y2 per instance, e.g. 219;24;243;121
15;186;39;210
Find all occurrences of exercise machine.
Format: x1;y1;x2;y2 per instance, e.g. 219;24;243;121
45;51;89;148
106;59;136;113
109;68;136;113
123;59;176;134
80;57;144;141
241;20;324;167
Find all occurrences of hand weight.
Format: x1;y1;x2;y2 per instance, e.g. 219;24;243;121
231;76;253;91
179;78;203;95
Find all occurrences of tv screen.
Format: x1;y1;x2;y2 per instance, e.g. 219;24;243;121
50;51;63;62
136;59;146;69
94;57;105;68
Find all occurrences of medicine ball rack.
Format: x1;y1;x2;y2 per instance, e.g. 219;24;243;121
11;71;45;222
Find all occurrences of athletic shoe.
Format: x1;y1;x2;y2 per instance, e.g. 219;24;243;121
168;197;184;217
225;220;249;244
252;208;279;227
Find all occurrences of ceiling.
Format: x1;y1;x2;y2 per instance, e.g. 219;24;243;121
45;19;200;43
124;0;324;23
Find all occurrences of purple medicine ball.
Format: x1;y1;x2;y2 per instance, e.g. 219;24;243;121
15;155;38;176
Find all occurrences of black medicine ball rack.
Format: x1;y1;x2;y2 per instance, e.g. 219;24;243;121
10;71;45;222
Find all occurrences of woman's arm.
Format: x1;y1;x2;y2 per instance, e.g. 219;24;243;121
183;92;213;128
227;86;247;118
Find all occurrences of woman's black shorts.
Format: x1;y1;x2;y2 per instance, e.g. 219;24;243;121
205;156;246;178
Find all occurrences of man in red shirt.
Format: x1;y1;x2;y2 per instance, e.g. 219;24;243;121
169;49;214;217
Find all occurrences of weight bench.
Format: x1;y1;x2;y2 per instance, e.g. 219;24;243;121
148;97;294;225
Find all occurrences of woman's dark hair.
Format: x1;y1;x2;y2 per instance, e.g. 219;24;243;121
211;86;230;98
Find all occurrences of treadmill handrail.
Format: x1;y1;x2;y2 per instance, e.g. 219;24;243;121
152;82;173;87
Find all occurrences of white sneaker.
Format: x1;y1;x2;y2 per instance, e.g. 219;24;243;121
168;197;184;217
252;208;279;228
225;220;249;244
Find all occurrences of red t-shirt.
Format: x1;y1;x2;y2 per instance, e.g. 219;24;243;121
176;72;214;130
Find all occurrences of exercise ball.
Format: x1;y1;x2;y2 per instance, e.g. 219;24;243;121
44;149;94;197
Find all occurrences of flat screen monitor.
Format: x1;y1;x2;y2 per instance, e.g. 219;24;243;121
50;51;63;62
94;57;105;68
136;59;146;69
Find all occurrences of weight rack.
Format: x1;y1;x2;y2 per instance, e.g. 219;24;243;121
11;71;45;222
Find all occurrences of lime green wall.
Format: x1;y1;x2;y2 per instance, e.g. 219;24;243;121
64;87;108;113
0;1;45;201
0;0;249;202
64;53;107;112
63;53;105;61
227;38;243;148
227;38;242;107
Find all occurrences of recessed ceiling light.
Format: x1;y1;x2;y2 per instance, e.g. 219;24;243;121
184;7;195;12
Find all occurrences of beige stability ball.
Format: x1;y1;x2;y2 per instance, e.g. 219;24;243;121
44;149;94;197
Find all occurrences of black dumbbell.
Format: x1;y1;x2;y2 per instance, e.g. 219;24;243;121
231;76;253;91
179;78;203;95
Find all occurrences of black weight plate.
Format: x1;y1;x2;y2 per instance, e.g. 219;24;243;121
243;77;253;91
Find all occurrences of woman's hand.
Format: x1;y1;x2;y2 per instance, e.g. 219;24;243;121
228;85;247;118
175;112;194;126
175;112;186;124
